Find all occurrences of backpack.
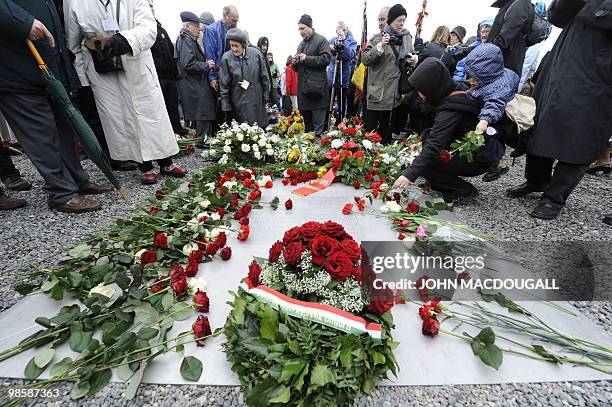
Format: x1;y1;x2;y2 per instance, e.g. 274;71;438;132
505;0;553;47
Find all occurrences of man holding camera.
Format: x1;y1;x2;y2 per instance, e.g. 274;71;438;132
326;21;357;125
294;14;331;136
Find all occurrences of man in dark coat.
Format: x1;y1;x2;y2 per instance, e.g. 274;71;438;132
488;0;533;76
149;0;184;136
293;14;332;136
0;0;110;213
175;11;217;145
508;0;612;220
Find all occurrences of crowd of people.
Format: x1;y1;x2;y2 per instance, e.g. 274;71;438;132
0;0;609;223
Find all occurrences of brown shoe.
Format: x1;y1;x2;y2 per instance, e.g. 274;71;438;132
80;183;113;195
140;172;159;185
0;194;27;210
51;196;101;213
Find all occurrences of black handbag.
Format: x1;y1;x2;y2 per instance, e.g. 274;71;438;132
88;0;124;73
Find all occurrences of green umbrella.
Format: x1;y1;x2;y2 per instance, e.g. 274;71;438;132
26;39;123;194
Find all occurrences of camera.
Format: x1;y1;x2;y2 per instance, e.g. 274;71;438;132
334;39;345;52
388;34;403;46
292;55;301;64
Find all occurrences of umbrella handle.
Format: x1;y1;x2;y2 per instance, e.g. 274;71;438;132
26;39;49;71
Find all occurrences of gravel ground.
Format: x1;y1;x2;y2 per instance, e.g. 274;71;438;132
0;152;610;406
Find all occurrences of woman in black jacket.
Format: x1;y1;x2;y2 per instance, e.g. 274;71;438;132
416;26;453;71
392;58;504;204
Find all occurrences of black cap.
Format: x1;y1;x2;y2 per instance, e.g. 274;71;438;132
180;11;201;24
299;14;313;28
387;4;407;25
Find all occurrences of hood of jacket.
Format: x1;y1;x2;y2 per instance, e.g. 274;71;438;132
464;43;505;86
408;58;456;105
473;17;496;45
491;0;511;8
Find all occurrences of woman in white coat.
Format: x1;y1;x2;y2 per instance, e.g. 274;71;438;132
65;0;186;185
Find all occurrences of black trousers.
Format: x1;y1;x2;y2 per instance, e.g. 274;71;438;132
0;145;19;178
391;103;410;135
160;79;183;135
0;93;90;204
525;154;589;208
365;110;392;145
420;157;489;202
302;109;326;136
139;157;173;173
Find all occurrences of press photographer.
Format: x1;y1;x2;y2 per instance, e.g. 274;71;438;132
326;21;357;127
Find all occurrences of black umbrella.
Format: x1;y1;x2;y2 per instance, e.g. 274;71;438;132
26;39;122;194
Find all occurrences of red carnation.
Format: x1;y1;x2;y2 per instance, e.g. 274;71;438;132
206;241;220;256
264;181;273;189
140;250;157;267
342;150;352;157
240;217;250;226
416;275;430;301
325;251;354;281
237;225;250;241
192;315;212;346
422;316;440;337
344;127;358;136
439;150;452;163
340;239;361;263
285;199;293;210
283;241;304;266
243;178;253;188
220;247;232;261
150;207;160;216
332;156;343;169
406;201;421;214
193;290;210;313
153;232;168;248
282;178;290;186
353;150;364;159
248;260;262;287
310;236;340;266
368;288;395;315
215;208;226;218
172;275;188;297
268;241;284;263
342;203;353;215
354;180;361;189
241;204;253;216
282;226;302;245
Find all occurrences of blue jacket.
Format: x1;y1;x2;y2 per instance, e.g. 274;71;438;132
464;43;520;124
204;20;228;82
453;17;495;81
326;31;357;88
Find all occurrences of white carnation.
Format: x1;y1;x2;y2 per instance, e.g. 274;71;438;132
258;138;267;147
331;139;344;149
266;149;274;156
188;277;208;295
225;139;232;145
223;145;232;154
385;201;402;213
362;140;373;150
182;242;199;256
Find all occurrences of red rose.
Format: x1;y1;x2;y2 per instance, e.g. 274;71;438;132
354;180;361;189
285;199;293;210
140;250;157;266
215;232;227;248
243;178;253;188
193;290;210;313
325;251;354;281
219;187;228;197
368;288;395;315
248;260;262;287
342;203;353;215
172;275;188;297
299;221;321;242
150;277;167;294
282;179;290;186
398;232;406;240
268;241;284;263
230;197;239;208
282;226;302;245
241;204;253;216
283;241;304;266
373;160;380;168
169;264;185;281
206;241;220;256
185;261;198;277
153;232;168;248
192;315;212;346
264;181;273;189
321;221;348;239
340;239;361;263
416;275;430;301
406;201;421;214
233;210;244;221
342;150;352;158
422;316;440;337
344;127;358;136
457;272;471;282
310;236;340;266
220;247;232;261
327;149;339;158
150;207;159;216
155;190;165;200
439;150;452;163
366;132;382;143
357;199;366;211
332;156;343;168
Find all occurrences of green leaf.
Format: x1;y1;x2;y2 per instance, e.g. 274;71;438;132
532;345;562;364
41;278;59;293
117;361;135;382
475;327;496;346
169;304;193;321
24;356;46;379
180;356;203;382
161;292;174;310
35;317;53;328
34;348;55;369
311;364;334;387
259;318;278;340
69;328;93;353
133;304;159;327
270;197;280;210
87;368;111;395
126;363;145;400
279;358;306;383
15;283;38;296
68;272;83;288
68;243;92;259
471;341;503;370
372;351;386;365
138;328;159;341
493;293;532;316
245;378;282;406
70;381;90;400
50;357;73;377
269;385;290;403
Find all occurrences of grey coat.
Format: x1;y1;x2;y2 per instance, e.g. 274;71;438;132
219;46;271;128
175;28;216;121
362;31;414;111
294;32;332;111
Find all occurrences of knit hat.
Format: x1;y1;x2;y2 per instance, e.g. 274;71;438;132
299;14;313;28
451;26;467;43
199;12;215;26
180;11;201;24
226;28;248;45
387;4;407;25
257;37;269;48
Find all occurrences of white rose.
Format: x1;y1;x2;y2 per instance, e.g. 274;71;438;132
89;283;123;306
326;130;339;137
258;138;267;147
385;201;402;213
237;133;244;141
223;145;232;154
252;144;259;152
269;135;279;143
134;249;146;262
210;212;221;221
254;151;262;159
182;243;199;256
208;149;216;156
225;139;232;146
331;139;344;149
223;181;238;189
266;149;274;156
380;183;390;192
219;154;229;165
240;123;250;131
362;140;373;150
188;277;208;295
266;144;272;149
241;144;251;152
379;205;390;214
199;199;211;209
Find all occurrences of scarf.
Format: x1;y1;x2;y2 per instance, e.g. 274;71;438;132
384;25;411;63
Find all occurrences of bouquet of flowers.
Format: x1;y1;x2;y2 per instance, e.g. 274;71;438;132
224;221;399;406
270;112;305;137
279;133;320;165
209;121;281;165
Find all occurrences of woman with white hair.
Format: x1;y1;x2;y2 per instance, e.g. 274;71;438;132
219;28;271;128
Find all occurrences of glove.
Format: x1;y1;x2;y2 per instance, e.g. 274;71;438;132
105;33;132;57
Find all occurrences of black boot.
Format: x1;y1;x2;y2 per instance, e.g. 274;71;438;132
506;182;548;198
1;175;32;191
603;214;612;226
0;188;26;210
530;202;562;220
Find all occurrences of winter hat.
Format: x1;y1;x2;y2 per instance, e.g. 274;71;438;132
299;14;313;28
199;12;215;26
226;28;248;45
180;11;201;24
257;37;269;48
451;26;467;43
387;4;407;25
